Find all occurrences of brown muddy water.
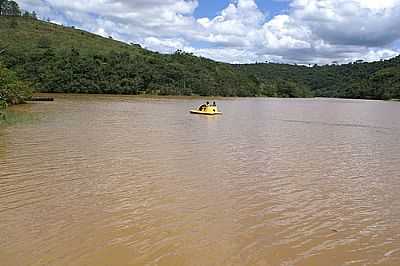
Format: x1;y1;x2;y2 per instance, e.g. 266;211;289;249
1;94;400;266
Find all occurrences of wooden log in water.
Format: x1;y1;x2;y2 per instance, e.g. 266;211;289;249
28;97;54;101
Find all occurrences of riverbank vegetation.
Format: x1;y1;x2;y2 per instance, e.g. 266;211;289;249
0;63;32;105
1;1;34;107
0;2;400;100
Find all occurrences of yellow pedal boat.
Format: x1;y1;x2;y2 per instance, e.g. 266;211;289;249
190;105;222;115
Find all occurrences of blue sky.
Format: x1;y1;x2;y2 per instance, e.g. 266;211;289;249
194;0;289;18
194;1;229;18
18;0;400;64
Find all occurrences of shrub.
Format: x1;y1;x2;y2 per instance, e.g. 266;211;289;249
0;63;32;104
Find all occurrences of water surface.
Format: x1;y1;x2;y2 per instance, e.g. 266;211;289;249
1;95;400;265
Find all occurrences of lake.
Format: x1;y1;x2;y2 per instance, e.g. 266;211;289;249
1;94;400;265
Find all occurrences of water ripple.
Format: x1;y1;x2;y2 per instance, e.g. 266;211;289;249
1;96;400;265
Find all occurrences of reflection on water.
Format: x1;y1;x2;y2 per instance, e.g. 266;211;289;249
0;108;38;126
1;95;400;265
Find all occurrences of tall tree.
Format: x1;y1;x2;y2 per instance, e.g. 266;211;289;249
0;0;6;15
8;1;21;16
0;0;21;16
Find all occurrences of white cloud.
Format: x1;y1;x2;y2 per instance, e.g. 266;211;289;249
291;0;400;46
194;0;265;47
260;15;312;50
143;37;188;53
17;0;400;64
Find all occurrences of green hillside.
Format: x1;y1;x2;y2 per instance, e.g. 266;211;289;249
0;16;277;97
238;56;400;100
1;11;400;100
0;16;143;55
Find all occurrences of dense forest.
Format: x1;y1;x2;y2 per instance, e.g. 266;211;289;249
0;0;400;101
238;57;400;100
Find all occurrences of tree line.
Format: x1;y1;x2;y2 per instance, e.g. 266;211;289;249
0;0;36;18
239;57;400;100
10;47;312;97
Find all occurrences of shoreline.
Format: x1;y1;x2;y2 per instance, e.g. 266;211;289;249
32;92;399;102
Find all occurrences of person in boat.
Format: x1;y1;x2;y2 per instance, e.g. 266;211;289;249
212;101;216;106
199;103;206;111
206;101;210;106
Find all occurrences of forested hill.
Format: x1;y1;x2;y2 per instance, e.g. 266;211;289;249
1;13;400;99
0;16;268;97
238;56;400;100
